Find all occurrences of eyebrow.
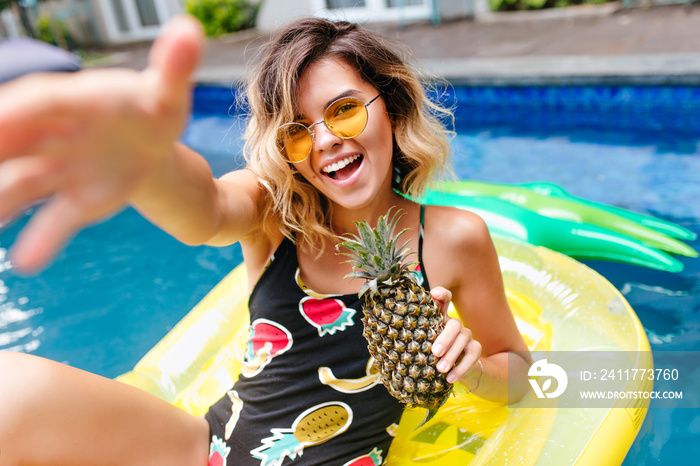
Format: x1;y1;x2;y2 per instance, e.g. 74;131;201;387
293;89;363;121
324;89;361;109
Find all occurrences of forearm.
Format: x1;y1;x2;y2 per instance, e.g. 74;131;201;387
130;142;224;246
461;351;531;405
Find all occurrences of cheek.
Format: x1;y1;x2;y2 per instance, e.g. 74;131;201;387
294;160;316;179
368;116;395;157
289;164;318;191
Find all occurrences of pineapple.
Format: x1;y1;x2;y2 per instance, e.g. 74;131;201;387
337;208;452;421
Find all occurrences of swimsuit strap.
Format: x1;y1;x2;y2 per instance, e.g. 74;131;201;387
417;204;431;291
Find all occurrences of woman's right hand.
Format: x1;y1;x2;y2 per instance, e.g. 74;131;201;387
0;15;204;273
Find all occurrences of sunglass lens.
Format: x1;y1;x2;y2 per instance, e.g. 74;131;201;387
325;98;368;139
278;123;311;163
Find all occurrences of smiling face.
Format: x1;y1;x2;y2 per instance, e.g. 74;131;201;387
292;58;396;214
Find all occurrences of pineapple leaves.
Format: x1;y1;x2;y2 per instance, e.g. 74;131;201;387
357;220;377;254
335;207;419;297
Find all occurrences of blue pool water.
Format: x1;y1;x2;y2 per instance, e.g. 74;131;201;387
1;85;699;465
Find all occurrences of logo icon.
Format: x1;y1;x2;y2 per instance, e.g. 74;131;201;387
528;359;568;399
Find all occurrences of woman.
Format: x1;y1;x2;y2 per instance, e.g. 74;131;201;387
0;16;530;465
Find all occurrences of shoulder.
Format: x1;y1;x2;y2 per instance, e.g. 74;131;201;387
218;167;264;194
423;204;493;253
421;204;499;290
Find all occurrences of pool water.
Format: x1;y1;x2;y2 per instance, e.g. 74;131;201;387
1;85;699;465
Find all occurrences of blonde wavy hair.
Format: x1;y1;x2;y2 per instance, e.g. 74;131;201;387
242;17;454;249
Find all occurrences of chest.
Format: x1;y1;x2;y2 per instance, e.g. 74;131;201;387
296;228;433;296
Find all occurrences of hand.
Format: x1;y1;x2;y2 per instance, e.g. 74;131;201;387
430;287;483;386
0;15;204;273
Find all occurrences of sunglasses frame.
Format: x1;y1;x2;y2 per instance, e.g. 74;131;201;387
277;94;381;164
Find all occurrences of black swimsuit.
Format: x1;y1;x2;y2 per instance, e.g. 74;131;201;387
205;207;430;466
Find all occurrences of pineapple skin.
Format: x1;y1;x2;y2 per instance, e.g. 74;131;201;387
362;277;452;409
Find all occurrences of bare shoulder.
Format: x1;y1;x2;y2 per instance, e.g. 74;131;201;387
421;204;499;290
218;167;263;193
424;204;493;254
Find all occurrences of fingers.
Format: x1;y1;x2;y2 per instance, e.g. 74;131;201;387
430;286;452;317
147;15;204;95
0;156;61;224
0;78;82;159
9;195;87;273
432;318;482;384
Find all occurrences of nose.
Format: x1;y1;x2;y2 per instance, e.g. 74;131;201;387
311;122;343;153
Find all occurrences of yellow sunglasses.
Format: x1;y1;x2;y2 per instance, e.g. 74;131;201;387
277;94;381;163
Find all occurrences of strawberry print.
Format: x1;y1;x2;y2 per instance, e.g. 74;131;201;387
242;319;293;378
299;296;356;337
209;435;231;466
411;264;424;287
342;447;383;466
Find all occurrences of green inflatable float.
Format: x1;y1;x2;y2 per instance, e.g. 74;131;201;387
420;180;697;273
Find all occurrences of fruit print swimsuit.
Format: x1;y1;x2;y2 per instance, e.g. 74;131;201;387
205;207;431;466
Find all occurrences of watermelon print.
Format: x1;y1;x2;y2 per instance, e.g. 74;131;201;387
299;296;356;337
209;435;231;466
342;447;383;466
241;318;293;378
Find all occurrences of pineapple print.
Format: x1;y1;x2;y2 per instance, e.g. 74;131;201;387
250;401;353;466
209;435;231;466
338;208;452;421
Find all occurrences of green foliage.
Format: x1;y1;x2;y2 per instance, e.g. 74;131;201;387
0;0;11;12
489;0;613;11
36;14;77;50
186;0;259;37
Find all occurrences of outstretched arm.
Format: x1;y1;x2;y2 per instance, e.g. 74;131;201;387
0;16;262;273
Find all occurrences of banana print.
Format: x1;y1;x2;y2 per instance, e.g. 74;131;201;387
318;358;380;393
224;390;243;440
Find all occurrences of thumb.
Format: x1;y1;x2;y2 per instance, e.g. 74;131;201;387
147;15;205;92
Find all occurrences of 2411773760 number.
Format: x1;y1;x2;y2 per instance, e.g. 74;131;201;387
594;368;679;381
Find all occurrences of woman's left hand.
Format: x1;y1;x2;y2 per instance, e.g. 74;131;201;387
430;287;483;387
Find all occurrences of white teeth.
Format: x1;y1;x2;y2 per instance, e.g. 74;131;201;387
322;154;361;174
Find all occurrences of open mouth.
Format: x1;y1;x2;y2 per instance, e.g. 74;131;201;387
321;154;363;181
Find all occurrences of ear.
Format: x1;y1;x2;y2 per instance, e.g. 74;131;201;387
389;113;398;132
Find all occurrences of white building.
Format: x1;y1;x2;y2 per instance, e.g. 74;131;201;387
2;0;472;45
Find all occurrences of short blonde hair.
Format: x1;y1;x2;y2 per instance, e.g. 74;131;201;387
242;18;453;249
